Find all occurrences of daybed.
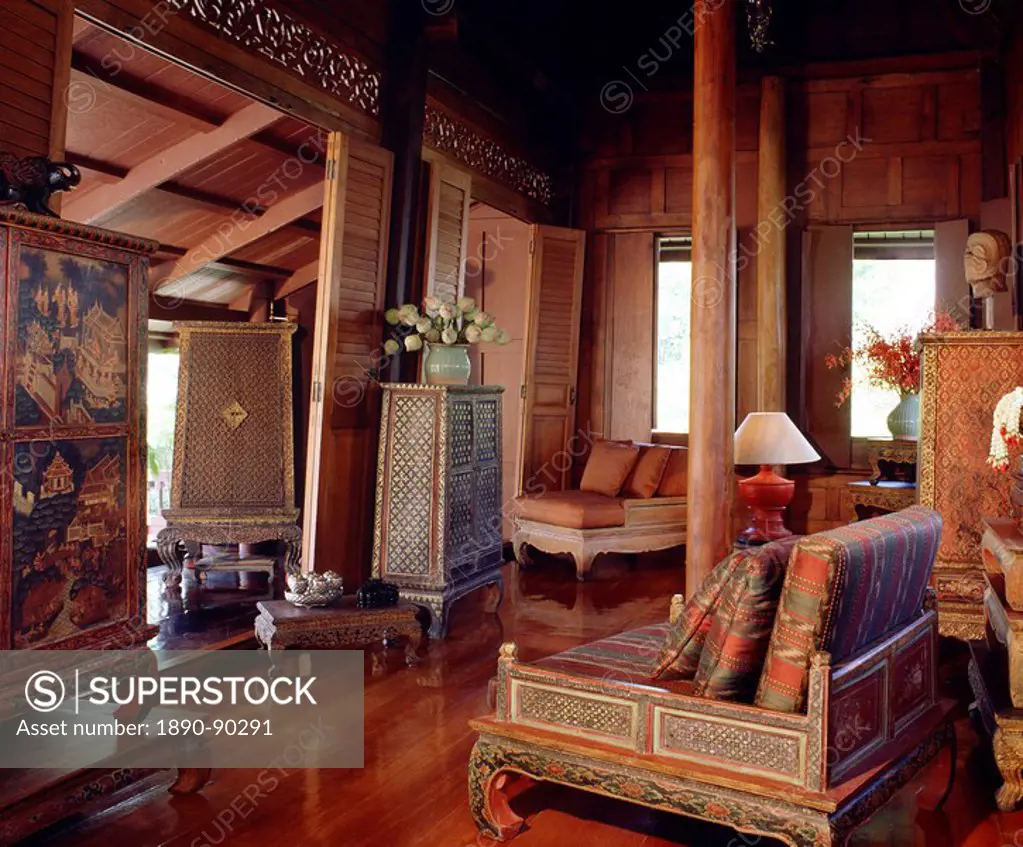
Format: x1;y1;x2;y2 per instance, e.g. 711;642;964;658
470;506;955;847
512;440;687;580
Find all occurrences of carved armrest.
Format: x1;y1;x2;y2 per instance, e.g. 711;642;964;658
669;593;686;625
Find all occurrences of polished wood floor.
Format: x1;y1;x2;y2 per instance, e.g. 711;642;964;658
38;552;1023;847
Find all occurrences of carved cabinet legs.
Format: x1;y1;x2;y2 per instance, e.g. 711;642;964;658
405;573;504;640
994;728;1023;812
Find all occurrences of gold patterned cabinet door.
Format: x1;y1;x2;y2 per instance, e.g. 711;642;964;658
0;209;157;650
919;331;1023;640
157;322;301;590
372;384;505;639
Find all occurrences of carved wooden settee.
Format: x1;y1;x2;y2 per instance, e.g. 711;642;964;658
470;507;955;847
512;441;687;580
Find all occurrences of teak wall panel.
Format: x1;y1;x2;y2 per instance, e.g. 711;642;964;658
577;61;982;473
0;0;68;160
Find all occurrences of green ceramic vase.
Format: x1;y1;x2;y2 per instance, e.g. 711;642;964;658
424;343;471;386
886;393;920;440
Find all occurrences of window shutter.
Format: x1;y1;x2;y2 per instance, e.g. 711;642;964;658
424;164;471;301
801;225;853;468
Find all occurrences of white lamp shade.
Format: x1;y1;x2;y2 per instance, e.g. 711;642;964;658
734;412;821;466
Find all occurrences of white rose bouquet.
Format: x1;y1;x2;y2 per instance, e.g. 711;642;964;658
383;295;510;355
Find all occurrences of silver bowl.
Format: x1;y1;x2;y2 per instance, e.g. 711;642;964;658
284;586;343;607
285;571;343;607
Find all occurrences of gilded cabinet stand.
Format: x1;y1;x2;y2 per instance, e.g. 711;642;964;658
371;385;505;638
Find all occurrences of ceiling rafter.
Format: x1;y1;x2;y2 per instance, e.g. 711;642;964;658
274;259;320;300
151;182;325;290
65;98;282;224
66;153;321;241
69;50;325;163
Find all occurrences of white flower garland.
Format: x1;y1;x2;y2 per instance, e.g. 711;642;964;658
988;386;1023;471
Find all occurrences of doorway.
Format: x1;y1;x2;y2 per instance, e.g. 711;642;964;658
463;203;531;537
59;15;328;634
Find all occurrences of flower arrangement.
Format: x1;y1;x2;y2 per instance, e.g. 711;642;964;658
987;387;1023;471
824;310;962;407
382;295;510;354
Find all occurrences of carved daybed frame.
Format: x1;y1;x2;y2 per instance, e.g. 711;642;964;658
470;595;955;846
513;496;687;581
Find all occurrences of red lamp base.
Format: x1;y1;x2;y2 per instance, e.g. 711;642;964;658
737;465;796;546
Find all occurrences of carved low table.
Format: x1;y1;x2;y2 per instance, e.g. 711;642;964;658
845;439;918;523
254;599;423;666
865;437;917;483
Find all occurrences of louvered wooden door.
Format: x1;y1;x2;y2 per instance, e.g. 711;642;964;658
424;164;471;301
519;225;586;494
302;134;393;577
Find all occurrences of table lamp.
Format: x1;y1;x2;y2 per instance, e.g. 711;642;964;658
734;412;820;544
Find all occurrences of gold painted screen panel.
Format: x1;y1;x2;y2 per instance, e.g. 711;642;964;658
919;332;1023;568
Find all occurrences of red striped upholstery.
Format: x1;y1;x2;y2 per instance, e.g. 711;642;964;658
755;506;942;713
650;550;751;680
534;624;668;680
693;537;799;702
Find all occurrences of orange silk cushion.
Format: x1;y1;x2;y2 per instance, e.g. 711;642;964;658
622;445;672;499
657;447;689;497
512;491;626;529
580;440;641;497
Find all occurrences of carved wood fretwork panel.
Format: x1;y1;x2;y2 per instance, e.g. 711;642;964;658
424;106;554;205
169;0;381;116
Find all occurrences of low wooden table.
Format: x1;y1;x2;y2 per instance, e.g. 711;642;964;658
254;599;423;665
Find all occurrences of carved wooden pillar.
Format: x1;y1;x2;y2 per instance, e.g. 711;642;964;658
687;0;737;596
757;75;786;412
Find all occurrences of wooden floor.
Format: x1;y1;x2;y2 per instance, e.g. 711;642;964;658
37;552;1023;847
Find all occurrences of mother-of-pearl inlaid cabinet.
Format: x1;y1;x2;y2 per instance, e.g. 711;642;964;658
372;384;505;638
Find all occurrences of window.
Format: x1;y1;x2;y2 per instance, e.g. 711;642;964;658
850;231;936;438
655;236;692;434
147;346;179;543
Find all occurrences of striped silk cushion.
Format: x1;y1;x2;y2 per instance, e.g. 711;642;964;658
534;624;669;681
755;506;942;713
693;537;799;702
651;550;750;679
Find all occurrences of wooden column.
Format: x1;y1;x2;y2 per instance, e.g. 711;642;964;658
687;0;737;597
380;0;428;382
756;75;786;412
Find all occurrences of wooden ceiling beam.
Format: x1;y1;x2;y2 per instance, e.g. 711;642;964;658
149;296;252;322
71;51;221;131
151;182;325;289
274;259;320;299
155;244;294;281
70;50;326;164
67;152;322;241
65;99;282;224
